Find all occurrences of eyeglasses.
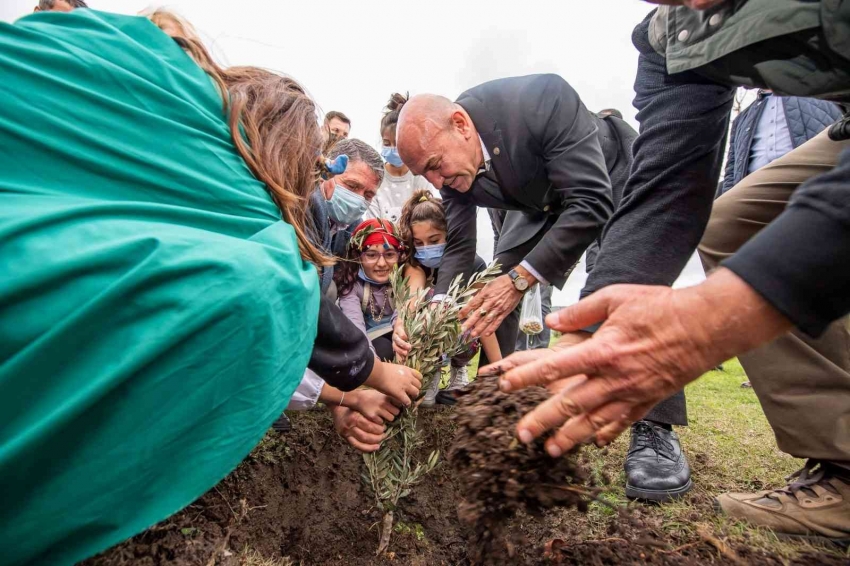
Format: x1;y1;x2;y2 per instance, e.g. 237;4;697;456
361;250;399;264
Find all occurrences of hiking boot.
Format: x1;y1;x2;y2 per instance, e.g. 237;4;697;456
420;372;441;407
625;420;692;502
716;460;850;545
447;365;470;391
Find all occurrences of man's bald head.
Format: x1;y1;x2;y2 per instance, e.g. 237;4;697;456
397;94;483;193
396;95;454;158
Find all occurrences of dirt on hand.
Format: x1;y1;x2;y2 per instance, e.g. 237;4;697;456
449;376;599;564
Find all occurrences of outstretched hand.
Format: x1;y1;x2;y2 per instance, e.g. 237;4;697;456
459;274;523;339
482;269;791;457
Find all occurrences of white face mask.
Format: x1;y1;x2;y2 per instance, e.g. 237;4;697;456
327;184;367;225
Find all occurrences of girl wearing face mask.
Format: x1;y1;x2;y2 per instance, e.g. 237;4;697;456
364;93;439;223
335;219;406;362
393;191;502;406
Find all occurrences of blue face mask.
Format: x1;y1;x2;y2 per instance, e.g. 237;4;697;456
381;146;404;168
327;184;368;225
415;243;445;269
358;267;385;285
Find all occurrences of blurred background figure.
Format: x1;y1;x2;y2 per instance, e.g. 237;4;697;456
33;0;87;12
322;110;351;143
718;90;842;199
365;92;438;223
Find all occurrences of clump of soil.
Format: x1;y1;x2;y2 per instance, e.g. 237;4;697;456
82;408;850;566
449;376;598;564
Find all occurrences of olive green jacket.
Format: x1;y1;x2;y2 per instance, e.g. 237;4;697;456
649;0;850;101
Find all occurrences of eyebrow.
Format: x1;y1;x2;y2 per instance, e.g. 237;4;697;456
424;156;438;171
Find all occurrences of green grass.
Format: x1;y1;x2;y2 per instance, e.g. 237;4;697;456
543;360;848;559
459;344;844;558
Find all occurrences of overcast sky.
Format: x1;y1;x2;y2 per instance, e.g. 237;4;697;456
2;0;745;304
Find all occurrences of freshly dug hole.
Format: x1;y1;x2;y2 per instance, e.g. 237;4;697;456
449;376;599;564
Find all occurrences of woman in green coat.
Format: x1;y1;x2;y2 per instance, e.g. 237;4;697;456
0;9;418;566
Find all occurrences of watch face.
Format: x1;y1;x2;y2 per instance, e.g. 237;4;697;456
515;277;529;291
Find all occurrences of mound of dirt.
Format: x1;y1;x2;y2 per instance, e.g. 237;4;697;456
449;377;597;564
81;406;849;566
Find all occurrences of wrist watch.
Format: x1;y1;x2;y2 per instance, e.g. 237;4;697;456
508;269;529;292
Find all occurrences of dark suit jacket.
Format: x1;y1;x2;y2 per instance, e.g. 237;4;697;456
436;74;615;294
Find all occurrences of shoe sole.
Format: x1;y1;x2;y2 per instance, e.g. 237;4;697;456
625;478;693;503
712;499;850;548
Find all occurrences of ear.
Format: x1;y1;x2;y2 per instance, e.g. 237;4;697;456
320;178;335;200
451;110;473;140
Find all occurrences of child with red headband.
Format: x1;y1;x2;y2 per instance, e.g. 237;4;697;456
335;219;406;361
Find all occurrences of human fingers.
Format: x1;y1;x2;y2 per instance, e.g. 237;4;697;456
478;348;552;377
544;286;626;333
393;332;412;355
381;399;401;418
514;379;590;444
544;400;636;456
499;339;605;393
459;284;487;321
467;297;500;338
346;436;382;453
351;413;386;436
403;369;423;399
592;402;653;447
478;305;509;338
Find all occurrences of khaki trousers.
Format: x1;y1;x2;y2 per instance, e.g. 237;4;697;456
699;129;850;465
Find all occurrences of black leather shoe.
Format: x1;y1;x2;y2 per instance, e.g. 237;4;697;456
271;412;291;433
624;420;692;502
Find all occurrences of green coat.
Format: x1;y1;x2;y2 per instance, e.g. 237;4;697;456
649;0;850;101
0;9;319;565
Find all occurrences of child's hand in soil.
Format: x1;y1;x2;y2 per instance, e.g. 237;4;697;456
332;405;386;452
391;317;412;361
347;389;400;424
364;360;422;407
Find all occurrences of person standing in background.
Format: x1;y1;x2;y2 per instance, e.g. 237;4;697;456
718;90;841;198
714;90;841;388
322;110;351;143
33;0;87;11
365;93;439;223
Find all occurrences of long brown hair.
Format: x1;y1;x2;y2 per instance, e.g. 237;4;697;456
397;189;446;269
148;11;330;267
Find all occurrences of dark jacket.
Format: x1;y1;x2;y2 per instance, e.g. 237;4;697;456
436;74;615;294
308;295;374;391
307;188;354;295
487;114;637;275
649;1;850;102
583;12;850;337
720;93;842;195
305;189;374;391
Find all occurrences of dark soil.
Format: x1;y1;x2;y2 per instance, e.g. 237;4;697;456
81;397;850;566
449;376;596;564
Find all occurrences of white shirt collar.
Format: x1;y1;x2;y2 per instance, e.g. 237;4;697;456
477;135;491;175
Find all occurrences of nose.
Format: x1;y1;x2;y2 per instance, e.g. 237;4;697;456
376;254;388;267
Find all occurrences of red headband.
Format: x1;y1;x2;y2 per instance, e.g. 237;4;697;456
352;219;402;250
